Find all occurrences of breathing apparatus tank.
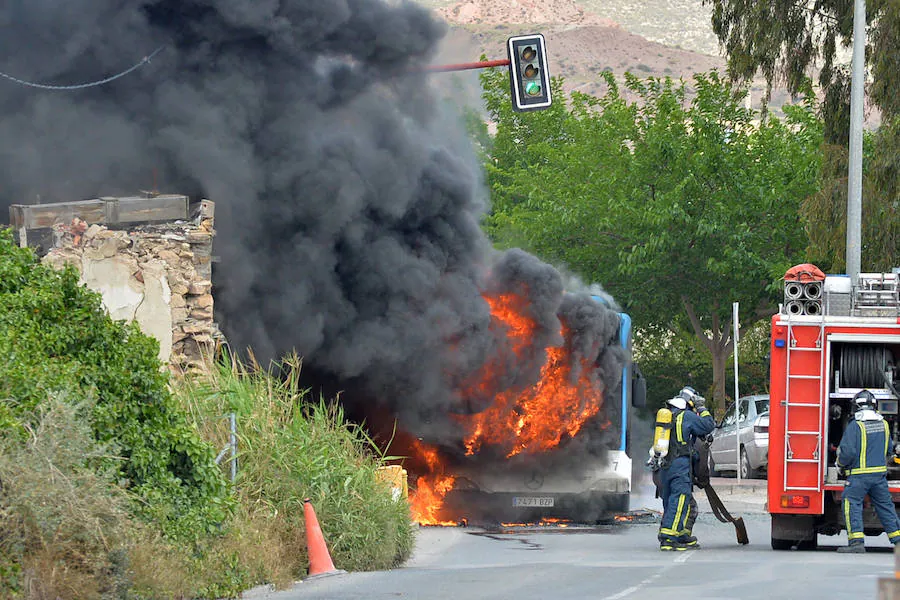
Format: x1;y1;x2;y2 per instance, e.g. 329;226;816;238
652;407;673;456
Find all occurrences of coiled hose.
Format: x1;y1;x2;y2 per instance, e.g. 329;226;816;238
840;345;897;390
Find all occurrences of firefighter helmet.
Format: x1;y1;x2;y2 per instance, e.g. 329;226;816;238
677;386;705;410
853;389;878;412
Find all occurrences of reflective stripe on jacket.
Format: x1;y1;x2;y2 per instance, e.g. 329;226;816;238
837;417;890;475
668;408;715;461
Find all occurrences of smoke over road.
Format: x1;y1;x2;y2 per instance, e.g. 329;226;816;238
0;0;625;448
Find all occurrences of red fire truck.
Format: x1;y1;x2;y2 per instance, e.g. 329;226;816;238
768;265;900;549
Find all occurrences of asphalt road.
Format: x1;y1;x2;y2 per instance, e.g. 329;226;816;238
260;479;897;600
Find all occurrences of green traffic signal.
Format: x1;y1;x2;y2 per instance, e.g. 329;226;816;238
525;81;542;96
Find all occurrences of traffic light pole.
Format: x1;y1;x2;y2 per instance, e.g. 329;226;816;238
422;33;552;113
421;59;511;73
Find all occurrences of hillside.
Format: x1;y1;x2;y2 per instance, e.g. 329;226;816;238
419;0;791;110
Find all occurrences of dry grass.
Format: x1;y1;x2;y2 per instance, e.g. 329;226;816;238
0;397;130;599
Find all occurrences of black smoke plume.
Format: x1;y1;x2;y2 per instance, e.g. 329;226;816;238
0;0;625;449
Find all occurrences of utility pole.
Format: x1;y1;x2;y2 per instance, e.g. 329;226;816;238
847;0;866;286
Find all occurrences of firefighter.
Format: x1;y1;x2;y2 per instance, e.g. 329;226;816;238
835;389;900;553
656;387;715;551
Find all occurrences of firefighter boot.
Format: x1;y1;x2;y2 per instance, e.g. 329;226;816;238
678;534;700;548
659;539;687;552
837;543;866;554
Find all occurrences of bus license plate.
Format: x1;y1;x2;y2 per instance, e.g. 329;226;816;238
512;496;554;507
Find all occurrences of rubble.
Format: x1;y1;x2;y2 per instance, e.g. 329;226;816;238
41;199;223;374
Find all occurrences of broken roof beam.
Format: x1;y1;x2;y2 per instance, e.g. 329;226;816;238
9;194;190;231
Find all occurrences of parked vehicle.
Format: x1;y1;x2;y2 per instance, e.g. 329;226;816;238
708;394;769;479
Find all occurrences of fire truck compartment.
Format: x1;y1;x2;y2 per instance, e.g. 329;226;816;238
825;338;900;480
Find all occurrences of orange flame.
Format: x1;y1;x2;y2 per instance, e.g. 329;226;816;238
463;293;603;457
406;290;607;524
409;441;458;526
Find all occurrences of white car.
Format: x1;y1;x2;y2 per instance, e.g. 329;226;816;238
708;394;769;479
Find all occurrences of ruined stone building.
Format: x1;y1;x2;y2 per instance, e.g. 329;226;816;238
9;194;223;373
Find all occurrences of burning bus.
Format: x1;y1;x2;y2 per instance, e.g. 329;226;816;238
407;292;646;526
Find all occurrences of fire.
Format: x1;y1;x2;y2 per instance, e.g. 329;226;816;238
408;441;458;526
463;293;603;457
483;294;535;356
406;289;609;524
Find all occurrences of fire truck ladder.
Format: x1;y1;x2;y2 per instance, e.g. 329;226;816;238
783;319;826;492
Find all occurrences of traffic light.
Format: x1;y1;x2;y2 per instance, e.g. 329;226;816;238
507;34;551;112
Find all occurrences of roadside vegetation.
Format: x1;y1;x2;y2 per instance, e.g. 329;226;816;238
0;230;414;599
174;354;416;578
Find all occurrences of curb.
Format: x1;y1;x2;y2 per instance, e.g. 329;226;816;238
708;477;767;495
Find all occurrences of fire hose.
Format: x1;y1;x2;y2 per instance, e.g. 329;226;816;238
694;437;749;545
696;480;750;545
840;345;896;389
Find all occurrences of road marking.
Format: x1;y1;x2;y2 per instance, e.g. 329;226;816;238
601;551;693;599
602;569;664;600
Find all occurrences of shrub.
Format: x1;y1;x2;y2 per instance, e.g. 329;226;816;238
0;229;230;538
0;397;130;599
0;397;270;600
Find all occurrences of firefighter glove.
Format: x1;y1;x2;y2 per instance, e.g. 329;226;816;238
693;395;707;411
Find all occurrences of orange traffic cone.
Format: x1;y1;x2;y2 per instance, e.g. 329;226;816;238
303;498;346;580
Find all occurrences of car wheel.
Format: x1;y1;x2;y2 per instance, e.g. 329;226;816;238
739;447;751;479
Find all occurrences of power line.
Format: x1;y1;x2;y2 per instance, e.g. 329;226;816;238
0;46;164;91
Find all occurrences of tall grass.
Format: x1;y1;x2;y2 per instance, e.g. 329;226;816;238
174;353;416;578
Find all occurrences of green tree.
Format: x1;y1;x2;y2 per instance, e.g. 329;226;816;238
705;0;898;121
480;69;823;403
801;125;900;273
705;0;900;270
636;320;770;418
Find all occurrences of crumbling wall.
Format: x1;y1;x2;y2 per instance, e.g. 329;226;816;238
41;200;221;372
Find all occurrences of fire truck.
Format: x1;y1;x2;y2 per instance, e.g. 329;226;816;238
768;265;900;549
